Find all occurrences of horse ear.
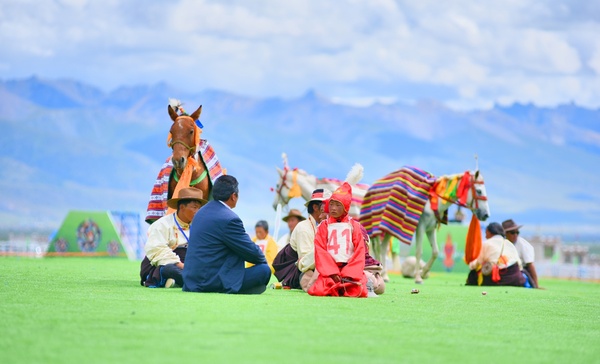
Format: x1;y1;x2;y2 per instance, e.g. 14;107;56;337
276;167;283;176
190;105;202;121
168;105;179;122
474;170;480;179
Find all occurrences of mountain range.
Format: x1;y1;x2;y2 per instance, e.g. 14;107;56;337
1;76;599;242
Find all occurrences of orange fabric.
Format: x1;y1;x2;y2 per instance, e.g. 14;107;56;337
167;157;200;215
429;177;447;212
464;214;482;264
288;169;302;198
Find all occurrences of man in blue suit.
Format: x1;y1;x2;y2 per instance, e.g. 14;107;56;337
183;175;271;294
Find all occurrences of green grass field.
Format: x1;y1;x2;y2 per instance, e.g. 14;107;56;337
1;257;599;364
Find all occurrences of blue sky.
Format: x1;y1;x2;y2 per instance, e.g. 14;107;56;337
1;0;599;110
1;1;600;241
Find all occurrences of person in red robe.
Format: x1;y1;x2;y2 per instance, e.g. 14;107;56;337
308;182;368;298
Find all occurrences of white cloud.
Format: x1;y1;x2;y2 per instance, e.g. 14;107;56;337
0;0;599;108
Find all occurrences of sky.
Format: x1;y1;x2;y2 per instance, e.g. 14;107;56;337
1;0;600;110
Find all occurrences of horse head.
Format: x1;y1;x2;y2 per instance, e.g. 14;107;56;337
273;167;292;209
272;166;315;210
168;105;202;172
469;170;490;221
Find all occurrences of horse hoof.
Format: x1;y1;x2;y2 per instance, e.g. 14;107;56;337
415;278;423;284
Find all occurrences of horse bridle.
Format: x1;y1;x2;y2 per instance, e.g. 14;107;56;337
168;116;197;160
275;167;293;205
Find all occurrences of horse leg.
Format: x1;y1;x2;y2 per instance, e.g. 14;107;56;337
371;235;389;282
380;234;392;282
391;249;401;271
414;225;425;284
421;228;439;279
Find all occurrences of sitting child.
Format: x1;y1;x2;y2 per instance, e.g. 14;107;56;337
308;182;368;298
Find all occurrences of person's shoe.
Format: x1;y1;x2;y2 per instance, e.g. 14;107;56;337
164;278;176;288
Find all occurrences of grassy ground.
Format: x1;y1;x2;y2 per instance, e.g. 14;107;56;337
1;257;599;364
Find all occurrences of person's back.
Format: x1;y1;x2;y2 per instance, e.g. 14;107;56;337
480;235;521;269
182;175;270;294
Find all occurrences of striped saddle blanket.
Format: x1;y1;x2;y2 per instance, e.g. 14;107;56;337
145;139;224;223
359;166;435;245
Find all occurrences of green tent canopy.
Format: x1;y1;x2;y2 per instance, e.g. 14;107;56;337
46;211;138;259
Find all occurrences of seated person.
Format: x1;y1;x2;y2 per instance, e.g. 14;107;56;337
182;175;271;294
273;189;326;289
140;188;206;288
503;219;539;288
466;222;531;287
276;209;306;251
358;224;386;295
308;183;368;298
247;220;277;273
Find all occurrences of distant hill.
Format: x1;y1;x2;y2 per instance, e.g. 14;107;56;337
1;76;599;240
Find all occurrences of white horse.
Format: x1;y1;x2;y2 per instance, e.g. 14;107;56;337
360;167;490;283
272;155;369;218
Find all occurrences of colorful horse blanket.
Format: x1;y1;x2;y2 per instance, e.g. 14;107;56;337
145;139;224;223
359;166;435;245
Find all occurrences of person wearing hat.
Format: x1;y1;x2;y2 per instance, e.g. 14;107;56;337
140;187;207;288
183;175;271;294
308;183;368;298
466;222;528;287
276;209;306;251
272;189;328;290
503;219;539;288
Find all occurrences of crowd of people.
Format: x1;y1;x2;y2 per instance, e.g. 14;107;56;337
140;174;539;296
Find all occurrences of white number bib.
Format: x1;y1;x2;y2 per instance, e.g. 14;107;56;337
255;239;267;253
327;222;354;263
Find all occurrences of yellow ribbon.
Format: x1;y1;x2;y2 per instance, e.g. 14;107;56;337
288;169;302;198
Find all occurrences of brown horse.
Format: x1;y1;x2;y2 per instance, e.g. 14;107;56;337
167;104;210;208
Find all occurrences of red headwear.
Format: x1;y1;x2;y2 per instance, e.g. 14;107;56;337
330;182;352;213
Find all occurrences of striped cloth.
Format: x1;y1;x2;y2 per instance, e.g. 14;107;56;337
359;166;436;245
145;139;224;223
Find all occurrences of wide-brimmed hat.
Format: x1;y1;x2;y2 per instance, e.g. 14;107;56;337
501;219;523;232
304;188;329;207
282;208;306;222
167;188;207;209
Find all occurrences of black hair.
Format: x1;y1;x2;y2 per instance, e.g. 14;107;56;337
212;175;239;201
255;220;269;231
307;200;322;214
486;222;505;237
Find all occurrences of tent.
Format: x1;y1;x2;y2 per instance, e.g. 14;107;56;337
46;210;144;260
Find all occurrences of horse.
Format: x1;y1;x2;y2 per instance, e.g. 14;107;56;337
359;166;490;283
272;155;369;218
166;104;210;208
145;101;226;224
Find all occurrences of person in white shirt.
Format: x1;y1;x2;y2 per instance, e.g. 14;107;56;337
139;188;206;288
272;189;327;289
466;222;528;287
276;209;306;251
503;219;539;288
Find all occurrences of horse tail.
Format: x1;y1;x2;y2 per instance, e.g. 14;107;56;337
345;163;364;185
